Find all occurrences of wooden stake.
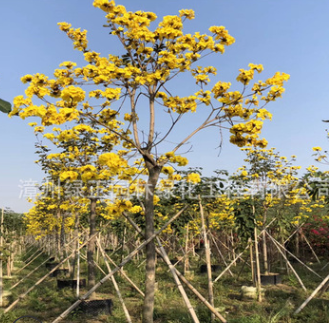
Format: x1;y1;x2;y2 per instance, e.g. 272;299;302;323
78;225;145;297
214;219;277;283
4;230;101;313
97;238;132;323
10;255;55;290
199;197;214;321
157;236;200;323
210;234;233;277
294;273;329;314
122;212;226;323
267;232;322;279
51;206;188;323
16;250;44;274
300;232;320;264
267;232;306;291
103;250;145;297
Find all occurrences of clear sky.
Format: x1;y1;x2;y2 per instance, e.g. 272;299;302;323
1;0;329;213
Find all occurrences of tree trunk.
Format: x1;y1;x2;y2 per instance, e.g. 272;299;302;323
56;209;61;260
184;226;189;275
262;209;269;275
142;164;161;323
250;240;255;284
88;198;97;292
296;226;300;259
254;227;262;302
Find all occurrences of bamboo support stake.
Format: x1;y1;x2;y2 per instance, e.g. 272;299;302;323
78;250;107;276
78;226;144;297
10;238;15;273
262;229;269;274
267;232;307;291
156;236;200;323
16;250;45;274
23;241;37;256
75;213;80;297
210;234;233;277
294;273;329;314
76;236;81;298
51;206;188;323
4;230;100;313
172;266;227;322
300;232;320;264
122;211;226;323
267;232;322;279
199;197;214;321
103;250;145;297
214;219;277;283
214;248;248;283
284;223;305;244
97;238;132;323
10;255;55;290
24;248;41;264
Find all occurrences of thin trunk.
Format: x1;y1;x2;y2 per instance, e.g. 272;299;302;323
56;209;61;260
296;227;300;258
6;259;11;277
10;239;15;273
121;223;126;264
142;165;161;323
184;226;189;275
60;212;65;259
77;239;81;298
88;198;97;293
250;240;255;284
230;230;236;267
61;213;71;273
51;206;186;322
123;213;226;323
254;227;262;302
96;233;100;265
262;209;269;274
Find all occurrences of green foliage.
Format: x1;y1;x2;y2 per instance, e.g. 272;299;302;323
233;198;259;243
2;208;25;233
0;98;11;113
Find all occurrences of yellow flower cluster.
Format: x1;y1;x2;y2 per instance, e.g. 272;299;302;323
186;173;201;183
58;22;88;52
236;63;263;85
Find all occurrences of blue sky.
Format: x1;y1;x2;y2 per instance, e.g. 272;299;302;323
1;0;329;213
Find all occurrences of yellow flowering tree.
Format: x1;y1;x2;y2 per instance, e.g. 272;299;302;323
10;1;289;321
231;147;312;273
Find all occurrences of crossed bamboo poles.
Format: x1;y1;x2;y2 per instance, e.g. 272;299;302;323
5;205;327;321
